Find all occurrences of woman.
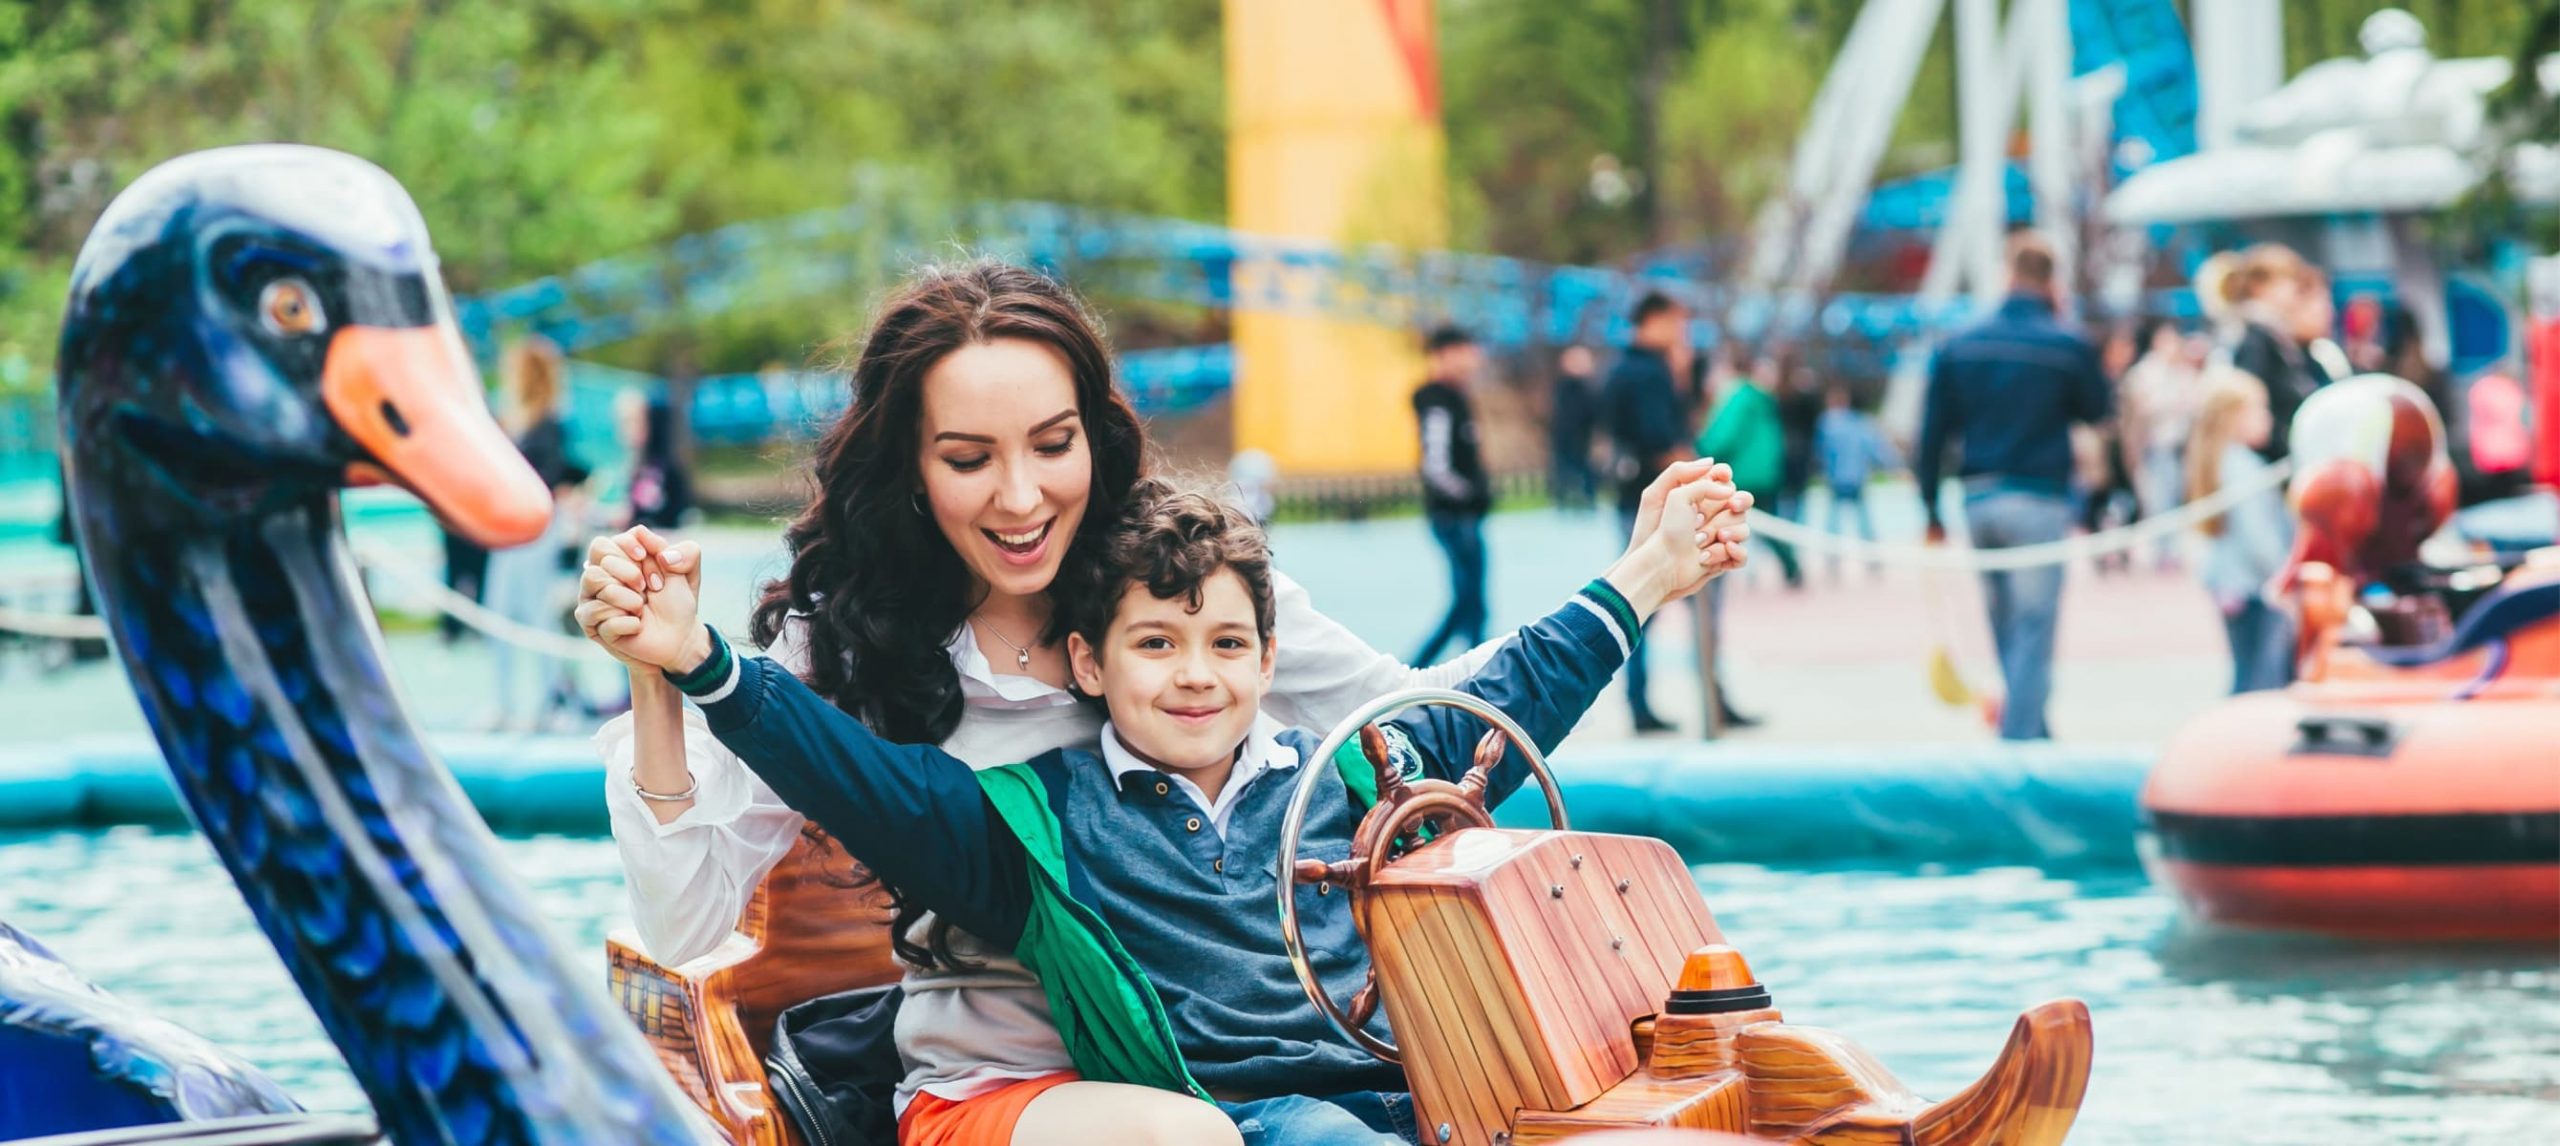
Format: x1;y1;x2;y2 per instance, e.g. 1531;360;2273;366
484;336;588;731
581;261;1746;1146
2118;318;2199;571
2222;243;2331;463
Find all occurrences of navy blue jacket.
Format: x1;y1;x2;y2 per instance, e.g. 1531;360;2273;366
677;582;1640;1099
1603;347;1686;512
1914;295;2112;528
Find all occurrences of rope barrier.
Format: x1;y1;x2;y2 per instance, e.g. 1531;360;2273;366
1747;459;2294;571
348;546;602;661
0;550;602;660
0;460;2297;648
0;604;106;640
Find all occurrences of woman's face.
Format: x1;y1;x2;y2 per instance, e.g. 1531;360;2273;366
615;391;650;451
916;337;1093;605
2291;279;2335;344
2253;271;2302;317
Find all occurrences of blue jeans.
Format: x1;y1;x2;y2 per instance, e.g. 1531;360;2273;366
1823;484;1877;576
1552;450;1597;510
1415;509;1488;665
1768;486;1804;585
2224;598;2295;694
1964;488;2071;741
1217;1091;1416;1146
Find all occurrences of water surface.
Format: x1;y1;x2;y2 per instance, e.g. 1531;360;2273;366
4;830;2552;1143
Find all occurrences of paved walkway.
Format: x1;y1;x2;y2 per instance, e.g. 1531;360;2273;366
0;485;2238;750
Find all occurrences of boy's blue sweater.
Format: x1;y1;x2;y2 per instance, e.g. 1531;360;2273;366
680;584;1637;1100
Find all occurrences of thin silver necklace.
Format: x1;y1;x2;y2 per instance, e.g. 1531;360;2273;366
978;617;1036;671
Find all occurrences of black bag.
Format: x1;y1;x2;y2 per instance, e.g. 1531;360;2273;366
765;984;905;1146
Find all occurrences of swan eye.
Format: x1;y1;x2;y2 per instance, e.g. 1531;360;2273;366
259;278;327;337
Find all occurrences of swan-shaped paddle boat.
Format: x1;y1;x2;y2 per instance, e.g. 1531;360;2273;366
6;144;706;1143
2145;376;2560;941
12;143;2096;1146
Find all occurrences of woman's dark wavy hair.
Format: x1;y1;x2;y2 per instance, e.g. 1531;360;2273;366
751;259;1146;969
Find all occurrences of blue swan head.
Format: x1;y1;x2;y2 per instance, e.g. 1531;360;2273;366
58;143;548;548
50;146;704;1144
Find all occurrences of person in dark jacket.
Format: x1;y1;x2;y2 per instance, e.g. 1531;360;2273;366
1411;326;1493;665
1916;233;2112;741
617;391;694;531
1602;292;1695;733
1548;344;1601;511
1770;361;1822;588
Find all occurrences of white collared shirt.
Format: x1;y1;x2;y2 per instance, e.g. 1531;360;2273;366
1096;713;1300;839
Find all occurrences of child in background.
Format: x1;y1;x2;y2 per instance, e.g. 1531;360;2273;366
1812;383;1899;579
2187;369;2295;693
595;472;1746;1146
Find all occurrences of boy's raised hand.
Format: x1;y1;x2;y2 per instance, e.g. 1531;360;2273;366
575;526;708;672
1605;460;1753;619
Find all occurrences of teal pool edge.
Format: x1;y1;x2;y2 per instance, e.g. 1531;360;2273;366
0;737;2155;867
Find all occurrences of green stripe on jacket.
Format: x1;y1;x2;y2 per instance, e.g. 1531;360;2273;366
970;747;1383;1100
973;761;1206;1098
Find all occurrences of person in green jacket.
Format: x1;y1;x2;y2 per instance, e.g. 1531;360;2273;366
1690;352;1791;729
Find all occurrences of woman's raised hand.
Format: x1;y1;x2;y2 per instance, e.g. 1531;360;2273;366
575;526;708;672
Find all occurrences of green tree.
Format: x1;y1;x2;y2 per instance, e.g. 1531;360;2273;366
0;0;1230;387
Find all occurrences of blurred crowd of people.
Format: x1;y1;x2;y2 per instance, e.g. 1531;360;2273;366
440;336;696;733
1504;232;2450;741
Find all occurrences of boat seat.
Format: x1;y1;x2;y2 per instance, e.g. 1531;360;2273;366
2359;578;2560;669
607;827;901;1146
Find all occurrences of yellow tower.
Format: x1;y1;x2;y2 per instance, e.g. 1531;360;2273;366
1224;0;1448;475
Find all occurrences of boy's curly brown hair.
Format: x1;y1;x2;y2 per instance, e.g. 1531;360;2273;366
1068;476;1276;654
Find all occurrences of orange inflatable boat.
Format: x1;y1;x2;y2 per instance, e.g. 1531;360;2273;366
2144;377;2560;943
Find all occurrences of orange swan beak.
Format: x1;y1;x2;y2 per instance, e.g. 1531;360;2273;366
320;325;552;549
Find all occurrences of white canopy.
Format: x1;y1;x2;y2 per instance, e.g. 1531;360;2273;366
2106;11;2558;224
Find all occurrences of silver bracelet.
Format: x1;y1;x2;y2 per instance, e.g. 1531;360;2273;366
633;772;700;802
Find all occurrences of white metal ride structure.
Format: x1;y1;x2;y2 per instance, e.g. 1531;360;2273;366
1746;0;2084;439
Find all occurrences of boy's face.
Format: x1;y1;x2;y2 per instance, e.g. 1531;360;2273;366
1068;567;1276;776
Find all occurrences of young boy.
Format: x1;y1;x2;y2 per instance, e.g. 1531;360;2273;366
1812;382;1900;579
618;477;1738;1145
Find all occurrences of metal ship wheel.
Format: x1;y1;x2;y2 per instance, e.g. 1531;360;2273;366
1274;687;1569;1062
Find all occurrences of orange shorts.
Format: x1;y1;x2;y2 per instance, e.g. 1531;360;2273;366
898;1071;1080;1146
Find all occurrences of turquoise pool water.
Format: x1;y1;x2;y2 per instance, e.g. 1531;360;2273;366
3;829;2553;1143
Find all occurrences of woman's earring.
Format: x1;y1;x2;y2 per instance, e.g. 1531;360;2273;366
911;491;927;516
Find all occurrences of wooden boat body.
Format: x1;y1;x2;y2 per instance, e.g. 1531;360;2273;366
611;752;2094;1144
1360;827;2090;1145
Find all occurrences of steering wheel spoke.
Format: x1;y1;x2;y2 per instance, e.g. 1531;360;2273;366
1291;856;1368;888
1346;978;1381;1030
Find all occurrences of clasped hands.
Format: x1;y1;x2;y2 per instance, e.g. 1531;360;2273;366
575;460;1755;671
1611;458;1753;618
